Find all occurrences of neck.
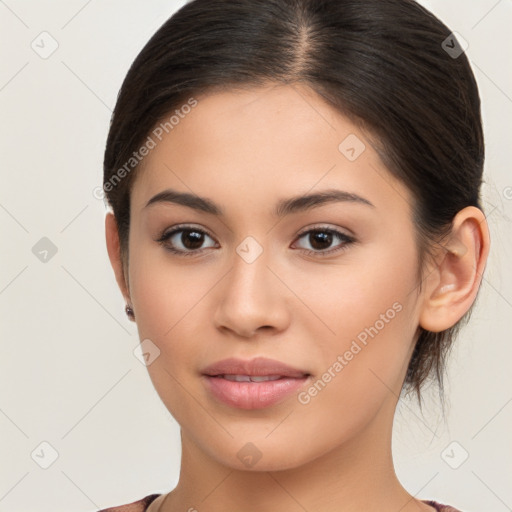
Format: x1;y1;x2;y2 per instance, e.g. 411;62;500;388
158;394;434;512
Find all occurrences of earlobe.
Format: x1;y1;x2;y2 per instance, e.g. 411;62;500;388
419;206;490;333
105;212;131;307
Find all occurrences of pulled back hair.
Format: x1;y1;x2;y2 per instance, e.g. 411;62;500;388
103;0;485;406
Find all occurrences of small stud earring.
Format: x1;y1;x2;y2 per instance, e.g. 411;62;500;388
125;304;135;320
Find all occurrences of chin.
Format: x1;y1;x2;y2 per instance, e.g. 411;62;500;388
197;432;327;473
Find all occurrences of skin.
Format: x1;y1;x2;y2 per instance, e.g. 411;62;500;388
105;83;490;512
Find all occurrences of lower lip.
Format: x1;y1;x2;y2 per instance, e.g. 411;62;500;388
202;375;309;409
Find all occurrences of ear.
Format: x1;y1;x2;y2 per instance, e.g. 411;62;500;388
419;206;490;332
105;212;132;312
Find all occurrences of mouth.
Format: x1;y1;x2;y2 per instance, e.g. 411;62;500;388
201;357;311;409
215;374;294;382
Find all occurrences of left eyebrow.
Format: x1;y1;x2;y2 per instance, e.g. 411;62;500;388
144;187;375;216
274;189;375;217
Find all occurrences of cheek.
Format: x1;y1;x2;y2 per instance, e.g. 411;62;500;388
295;236;418;337
127;249;214;421
293;236;420;390
127;245;243;415
287;264;419;452
130;268;212;345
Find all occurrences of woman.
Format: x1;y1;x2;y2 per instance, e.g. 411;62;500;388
100;0;490;510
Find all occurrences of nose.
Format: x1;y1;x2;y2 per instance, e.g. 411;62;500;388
213;245;290;338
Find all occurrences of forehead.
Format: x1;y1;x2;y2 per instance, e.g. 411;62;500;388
130;83;412;220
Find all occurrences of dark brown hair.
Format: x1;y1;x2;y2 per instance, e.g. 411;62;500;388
103;0;485;406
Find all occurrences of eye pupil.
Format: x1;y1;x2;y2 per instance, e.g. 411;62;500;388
182;230;204;249
310;231;332;250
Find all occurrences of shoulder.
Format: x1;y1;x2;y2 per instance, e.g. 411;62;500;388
422;499;464;511
97;493;162;512
96;495;463;512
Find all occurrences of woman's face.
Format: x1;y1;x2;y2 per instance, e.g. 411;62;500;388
123;83;426;471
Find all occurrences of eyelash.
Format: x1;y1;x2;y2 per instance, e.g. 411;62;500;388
156;224;356;258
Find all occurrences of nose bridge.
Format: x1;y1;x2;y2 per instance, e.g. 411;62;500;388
229;234;272;304
214;234;288;336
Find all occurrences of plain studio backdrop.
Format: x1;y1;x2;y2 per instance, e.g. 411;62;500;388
1;1;511;511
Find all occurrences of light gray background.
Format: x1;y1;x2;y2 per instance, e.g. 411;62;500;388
1;1;511;511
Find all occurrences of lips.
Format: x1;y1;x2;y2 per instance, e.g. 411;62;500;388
201;357;311;409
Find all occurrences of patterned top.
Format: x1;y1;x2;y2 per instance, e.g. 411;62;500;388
97;494;463;511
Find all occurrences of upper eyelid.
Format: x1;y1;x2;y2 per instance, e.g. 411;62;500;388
296;224;353;237
161;223;215;238
161;223;352;239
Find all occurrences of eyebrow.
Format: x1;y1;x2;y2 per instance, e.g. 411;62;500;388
144;188;375;217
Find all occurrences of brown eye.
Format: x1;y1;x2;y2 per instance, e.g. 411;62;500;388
157;225;217;256
308;231;334;250
176;230;206;250
294;227;355;257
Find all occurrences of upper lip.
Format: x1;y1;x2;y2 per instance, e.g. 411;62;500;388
201;357;310;378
